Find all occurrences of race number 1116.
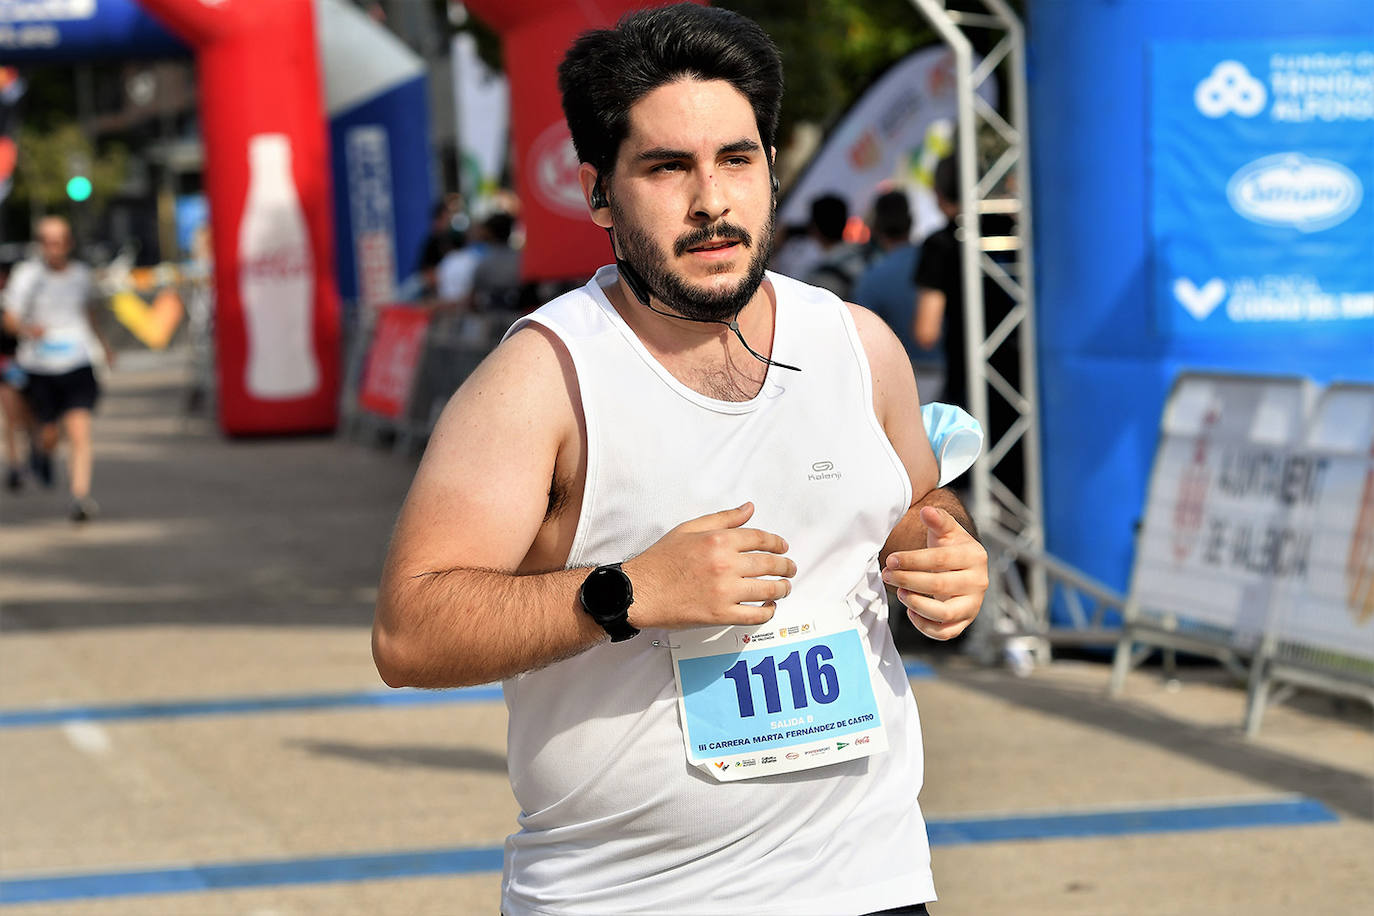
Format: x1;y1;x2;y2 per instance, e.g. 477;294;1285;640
722;646;840;718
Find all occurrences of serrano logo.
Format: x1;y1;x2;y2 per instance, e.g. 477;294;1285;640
1227;153;1363;233
786;752;800;760
1195;61;1266;118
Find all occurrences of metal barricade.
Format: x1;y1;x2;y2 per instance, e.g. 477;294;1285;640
1109;373;1314;694
1244;383;1374;734
339;304;520;455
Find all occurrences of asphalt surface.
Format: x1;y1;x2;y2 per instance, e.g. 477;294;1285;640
1;349;1370;915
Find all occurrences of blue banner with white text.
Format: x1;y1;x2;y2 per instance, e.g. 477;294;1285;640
1151;41;1374;340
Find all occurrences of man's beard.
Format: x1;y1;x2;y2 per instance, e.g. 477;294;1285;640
612;205;775;323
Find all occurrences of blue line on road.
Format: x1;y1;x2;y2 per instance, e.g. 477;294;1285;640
904;659;935;679
925;796;1340;845
0;685;505;729
0;661;935;729
0;797;1337;905
0;847;505;905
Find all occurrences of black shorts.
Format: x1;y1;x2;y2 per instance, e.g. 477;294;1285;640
23;365;100;424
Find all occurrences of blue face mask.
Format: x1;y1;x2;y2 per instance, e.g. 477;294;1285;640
922;402;984;487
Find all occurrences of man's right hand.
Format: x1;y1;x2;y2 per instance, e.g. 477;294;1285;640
623;501;796;630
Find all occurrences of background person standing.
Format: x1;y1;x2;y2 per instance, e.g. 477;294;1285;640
853;189;943;401
1;216;113;521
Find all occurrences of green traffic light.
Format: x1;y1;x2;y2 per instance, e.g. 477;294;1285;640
66;176;93;202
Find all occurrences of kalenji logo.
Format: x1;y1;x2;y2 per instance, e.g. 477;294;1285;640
1227;153;1363;233
529;121;588;219
808;460;841;482
1195;61;1266;118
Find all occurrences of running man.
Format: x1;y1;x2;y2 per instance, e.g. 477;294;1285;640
374;6;987;913
1;216;113;521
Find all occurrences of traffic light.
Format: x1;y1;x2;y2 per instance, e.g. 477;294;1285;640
66;175;93;202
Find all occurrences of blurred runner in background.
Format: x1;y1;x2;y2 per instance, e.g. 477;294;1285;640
0;255;34;492
1;217;114;521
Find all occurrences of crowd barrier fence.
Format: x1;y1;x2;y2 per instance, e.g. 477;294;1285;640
1104;372;1374;734
339;303;521;454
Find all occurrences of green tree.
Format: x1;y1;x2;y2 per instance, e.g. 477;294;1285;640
12;121;127;213
722;0;938;141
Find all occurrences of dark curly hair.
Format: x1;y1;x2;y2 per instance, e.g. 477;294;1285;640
557;3;783;182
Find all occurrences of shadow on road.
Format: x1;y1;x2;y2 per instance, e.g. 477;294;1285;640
290;739;509;774
938;664;1374;822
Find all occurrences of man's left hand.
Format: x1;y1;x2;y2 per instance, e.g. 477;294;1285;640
882;506;988;640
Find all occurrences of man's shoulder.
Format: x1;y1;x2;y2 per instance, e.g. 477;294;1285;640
1;259;40;306
768;269;851;312
9;258;42;281
438;247;478;269
511;269;612;338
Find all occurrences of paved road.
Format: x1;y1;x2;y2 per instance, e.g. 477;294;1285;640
1;351;1370;914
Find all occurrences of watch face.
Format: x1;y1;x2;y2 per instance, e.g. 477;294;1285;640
583;565;632;621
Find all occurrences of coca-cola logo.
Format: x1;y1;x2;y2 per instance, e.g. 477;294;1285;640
240;248;311;281
529;121;589;219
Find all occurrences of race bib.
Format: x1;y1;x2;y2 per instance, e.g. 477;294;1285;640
670;614;887;782
33;327;86;360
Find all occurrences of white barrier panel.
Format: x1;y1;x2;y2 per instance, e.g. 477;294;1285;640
1131;374;1313;646
1272;384;1374;660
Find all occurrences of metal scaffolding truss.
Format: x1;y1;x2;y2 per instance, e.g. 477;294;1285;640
907;0;1048;656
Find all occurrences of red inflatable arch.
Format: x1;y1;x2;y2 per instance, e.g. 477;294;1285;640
463;0;696;282
139;0;340;435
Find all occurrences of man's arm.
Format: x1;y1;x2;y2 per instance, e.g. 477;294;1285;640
849;304;988;641
2;262;40;338
372;324;795;688
84;269;115;366
913;288;945;351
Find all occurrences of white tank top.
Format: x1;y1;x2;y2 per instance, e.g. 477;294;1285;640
500;267;935;915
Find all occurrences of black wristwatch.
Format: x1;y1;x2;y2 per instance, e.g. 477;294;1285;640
579;563;639;642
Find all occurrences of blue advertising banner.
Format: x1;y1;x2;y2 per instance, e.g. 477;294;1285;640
0;0;186;62
1151;41;1374;339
